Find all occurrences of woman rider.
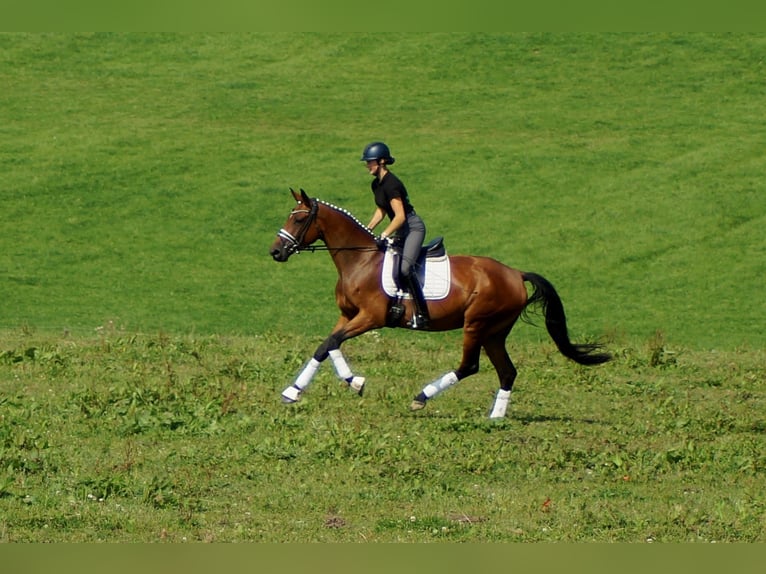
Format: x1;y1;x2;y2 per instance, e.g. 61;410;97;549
362;141;429;329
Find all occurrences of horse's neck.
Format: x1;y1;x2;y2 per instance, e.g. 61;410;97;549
320;207;379;274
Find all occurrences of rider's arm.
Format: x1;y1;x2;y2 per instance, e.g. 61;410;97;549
367;207;386;232
380;198;406;239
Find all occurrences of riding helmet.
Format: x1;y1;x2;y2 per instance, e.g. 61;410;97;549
360;141;395;165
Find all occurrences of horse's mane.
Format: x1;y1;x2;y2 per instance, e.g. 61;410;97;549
316;199;377;239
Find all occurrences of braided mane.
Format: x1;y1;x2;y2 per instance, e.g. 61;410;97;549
316;199;377;239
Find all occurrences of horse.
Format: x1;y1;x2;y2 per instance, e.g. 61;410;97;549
269;189;611;418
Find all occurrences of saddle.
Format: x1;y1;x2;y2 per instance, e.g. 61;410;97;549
381;236;451;301
419;236;446;260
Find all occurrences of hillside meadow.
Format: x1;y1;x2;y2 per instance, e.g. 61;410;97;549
1;34;765;543
1;33;765;347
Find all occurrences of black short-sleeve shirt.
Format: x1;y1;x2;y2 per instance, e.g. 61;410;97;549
371;172;414;220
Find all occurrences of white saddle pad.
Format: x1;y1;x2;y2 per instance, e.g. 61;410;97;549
381;250;451;300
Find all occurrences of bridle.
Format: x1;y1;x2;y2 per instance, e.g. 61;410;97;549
277;200;319;256
276;195;380;255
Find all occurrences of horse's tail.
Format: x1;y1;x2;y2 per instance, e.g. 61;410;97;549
522;272;612;365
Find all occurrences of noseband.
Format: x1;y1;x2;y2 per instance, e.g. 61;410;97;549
277;200;319;255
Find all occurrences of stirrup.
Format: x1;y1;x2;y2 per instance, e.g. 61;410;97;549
408;314;429;330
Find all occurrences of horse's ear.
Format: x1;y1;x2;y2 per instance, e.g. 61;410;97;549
300;188;312;207
290;187;301;203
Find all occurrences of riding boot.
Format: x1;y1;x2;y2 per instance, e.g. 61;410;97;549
405;271;430;329
386;264;406;326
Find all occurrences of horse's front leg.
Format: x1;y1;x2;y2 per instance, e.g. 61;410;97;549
281;317;371;403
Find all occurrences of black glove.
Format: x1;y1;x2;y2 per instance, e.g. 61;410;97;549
375;236;389;251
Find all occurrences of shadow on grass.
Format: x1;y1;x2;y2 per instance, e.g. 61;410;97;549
405;409;606;433
515;412;603;426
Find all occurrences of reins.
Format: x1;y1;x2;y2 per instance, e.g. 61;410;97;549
278;195;380;255
297;244;379;253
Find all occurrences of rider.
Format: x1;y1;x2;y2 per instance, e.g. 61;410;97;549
361;141;430;329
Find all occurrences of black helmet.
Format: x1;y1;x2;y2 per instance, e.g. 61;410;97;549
360;141;395;165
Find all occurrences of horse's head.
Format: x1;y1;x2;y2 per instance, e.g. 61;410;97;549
270;189;322;262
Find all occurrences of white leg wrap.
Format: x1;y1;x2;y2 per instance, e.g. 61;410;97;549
422;371;459;399
348;376;365;393
489;389;511;419
329;349;353;380
282;358;321;403
329;349;365;394
281;385;301;403
294;358;321;390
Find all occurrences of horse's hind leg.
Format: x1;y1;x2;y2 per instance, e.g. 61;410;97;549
410;329;482;410
483;330;517;419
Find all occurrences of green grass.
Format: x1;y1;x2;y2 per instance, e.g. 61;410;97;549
2;33;765;347
0;329;764;542
1;33;765;542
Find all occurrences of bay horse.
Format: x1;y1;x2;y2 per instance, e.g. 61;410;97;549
269;189;610;418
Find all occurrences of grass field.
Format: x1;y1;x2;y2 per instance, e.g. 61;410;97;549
1;330;764;542
2;33;765;347
1;33;765;542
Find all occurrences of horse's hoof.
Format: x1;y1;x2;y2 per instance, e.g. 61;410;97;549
281;386;301;404
410;399;426;411
348;376;365;396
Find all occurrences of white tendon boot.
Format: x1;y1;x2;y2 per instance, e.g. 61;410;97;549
423;371;459;399
348;376;366;395
282;358;321;403
411;371;459;410
489;389;511;419
329;349;366;396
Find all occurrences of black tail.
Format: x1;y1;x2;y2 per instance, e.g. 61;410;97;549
522;272;611;365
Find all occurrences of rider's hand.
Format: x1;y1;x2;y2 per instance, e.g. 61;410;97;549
376;235;393;251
